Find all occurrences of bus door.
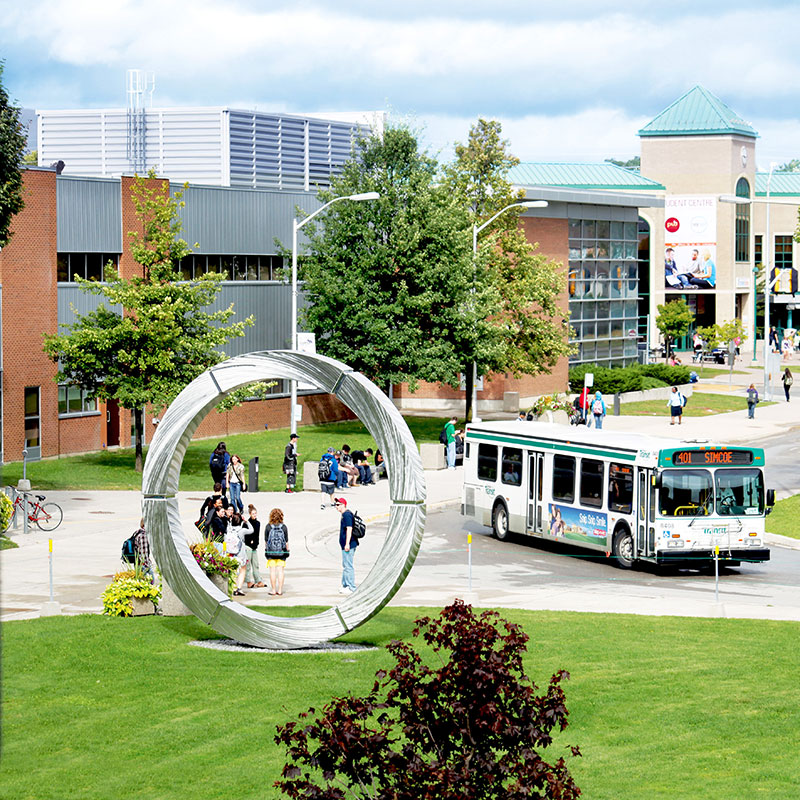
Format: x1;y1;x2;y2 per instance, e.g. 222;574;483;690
636;468;656;557
527;451;545;533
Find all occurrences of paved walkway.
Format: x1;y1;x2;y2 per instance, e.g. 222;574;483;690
2;367;798;623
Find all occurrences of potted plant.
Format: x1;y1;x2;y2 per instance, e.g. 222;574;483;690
101;568;162;617
528;393;573;422
190;540;239;595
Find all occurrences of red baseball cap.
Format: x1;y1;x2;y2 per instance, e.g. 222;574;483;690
334;497;347;506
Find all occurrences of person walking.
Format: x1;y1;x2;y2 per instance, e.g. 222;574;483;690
209;442;230;493
667;386;686;426
283;433;298;493
264;508;290;596
335;497;357;594
244;504;264;589
226;454;246;513
226;512;251;597
782;368;793;402
746;384;759;419
444;416;460;469
589;391;606;429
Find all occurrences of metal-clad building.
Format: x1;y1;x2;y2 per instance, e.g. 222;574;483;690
37;107;379;189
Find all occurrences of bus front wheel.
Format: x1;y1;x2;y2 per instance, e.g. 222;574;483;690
492;503;510;541
612;528;634;569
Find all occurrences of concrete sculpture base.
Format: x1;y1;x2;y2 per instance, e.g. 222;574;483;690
142;351;426;649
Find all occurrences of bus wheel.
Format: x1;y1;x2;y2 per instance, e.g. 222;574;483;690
612;528;634;569
492;503;510;541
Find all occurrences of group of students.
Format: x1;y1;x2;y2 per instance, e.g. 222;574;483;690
318;445;386;509
198;486;290;597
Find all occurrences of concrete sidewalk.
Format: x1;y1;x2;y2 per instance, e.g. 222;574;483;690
2;386;798;623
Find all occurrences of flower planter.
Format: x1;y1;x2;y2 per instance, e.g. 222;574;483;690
209;572;230;596
131;596;156;616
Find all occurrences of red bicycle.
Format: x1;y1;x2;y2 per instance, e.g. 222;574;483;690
2;493;63;532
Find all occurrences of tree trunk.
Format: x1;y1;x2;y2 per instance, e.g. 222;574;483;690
464;365;474;423
134;407;144;473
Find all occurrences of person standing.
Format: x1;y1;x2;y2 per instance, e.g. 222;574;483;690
264;508;290;596
319;447;339;509
746;384;759;419
589;391;606;429
667;386;685;426
335;497;357;594
444;416;459;469
226;512;250;597
769;327;780;353
226;454;246;513
132;520;156;584
209;442;230;493
283;433;298;493
244;504;264;589
782;368;793;402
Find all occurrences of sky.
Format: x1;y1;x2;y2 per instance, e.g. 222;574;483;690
2;0;799;170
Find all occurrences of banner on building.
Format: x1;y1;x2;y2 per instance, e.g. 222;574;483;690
663;195;717;292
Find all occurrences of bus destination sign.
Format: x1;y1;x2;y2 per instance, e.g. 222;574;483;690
673;449;753;466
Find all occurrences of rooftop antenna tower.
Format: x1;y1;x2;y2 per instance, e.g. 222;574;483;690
126;69;155;173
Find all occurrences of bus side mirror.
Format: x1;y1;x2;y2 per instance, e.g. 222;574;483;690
766;488;775;508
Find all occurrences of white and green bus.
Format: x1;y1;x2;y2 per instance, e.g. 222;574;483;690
461;421;773;568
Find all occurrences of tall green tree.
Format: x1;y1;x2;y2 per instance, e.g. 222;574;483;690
655;298;694;360
43;172;253;471
298;125;478;390
444;119;572;420
0;62;26;248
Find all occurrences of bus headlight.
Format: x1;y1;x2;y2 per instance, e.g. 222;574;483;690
667;539;685;548
748;538;762;547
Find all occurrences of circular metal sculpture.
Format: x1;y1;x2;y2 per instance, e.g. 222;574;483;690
142;351;426;649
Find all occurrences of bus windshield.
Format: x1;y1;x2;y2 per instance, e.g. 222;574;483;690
659;469;712;517
716;469;764;516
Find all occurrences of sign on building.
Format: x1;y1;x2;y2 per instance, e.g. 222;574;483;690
663;196;717;292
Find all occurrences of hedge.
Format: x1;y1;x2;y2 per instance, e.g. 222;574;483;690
568;363;691;394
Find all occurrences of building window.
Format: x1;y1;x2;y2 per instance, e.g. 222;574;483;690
57;385;99;417
177;254;285;281
735;178;750;262
24;387;41;449
774;236;794;293
754;235;762;268
57;253;119;282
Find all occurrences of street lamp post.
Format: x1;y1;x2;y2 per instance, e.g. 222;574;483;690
290;191;379;432
470;200;548;421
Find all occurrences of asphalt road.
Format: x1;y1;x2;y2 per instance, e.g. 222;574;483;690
389;508;800;621
763;429;800;497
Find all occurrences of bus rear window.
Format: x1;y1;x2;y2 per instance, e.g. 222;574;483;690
608;463;633;514
580;458;604;508
659;469;712;517
477;444;498;482
501;448;522;486
553;455;575;503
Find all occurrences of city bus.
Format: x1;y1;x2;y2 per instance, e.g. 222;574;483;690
461;420;773;568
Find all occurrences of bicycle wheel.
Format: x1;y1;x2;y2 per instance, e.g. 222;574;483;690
35;503;63;531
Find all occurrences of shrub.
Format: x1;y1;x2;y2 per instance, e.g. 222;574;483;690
101;568;161;617
275;600;581;799
569;363;690;394
0;492;13;531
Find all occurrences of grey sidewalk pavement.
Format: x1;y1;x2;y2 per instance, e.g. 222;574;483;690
2;383;798;624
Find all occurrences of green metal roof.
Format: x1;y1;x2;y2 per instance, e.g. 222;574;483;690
638;86;758;138
509;162;665;191
755;171;800;197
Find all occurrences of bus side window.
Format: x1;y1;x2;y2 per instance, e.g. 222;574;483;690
579;458;604;508
553;455;575;503
477;444;498;482
608;463;633;514
501;447;522;486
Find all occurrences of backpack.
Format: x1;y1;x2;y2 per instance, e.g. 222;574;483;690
121;531;137;563
318;457;332;481
265;523;287;556
681;393;688;407
439;427;448;445
210;451;226;472
786;375;794;386
351;511;366;540
592;399;603;415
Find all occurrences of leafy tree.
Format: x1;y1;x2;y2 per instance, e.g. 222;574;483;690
655;298;694;360
696;319;747;375
275;600;581;799
298;125;476;391
22;149;37;165
444;119;572;419
776;159;800;173
605;156;640;170
43;172;253;471
0;61;26;248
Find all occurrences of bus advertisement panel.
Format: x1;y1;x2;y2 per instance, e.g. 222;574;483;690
548;503;607;545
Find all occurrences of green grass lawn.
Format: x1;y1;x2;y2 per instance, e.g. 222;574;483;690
621;392;776;417
2;608;799;799
0;416;451;492
767;494;800;539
